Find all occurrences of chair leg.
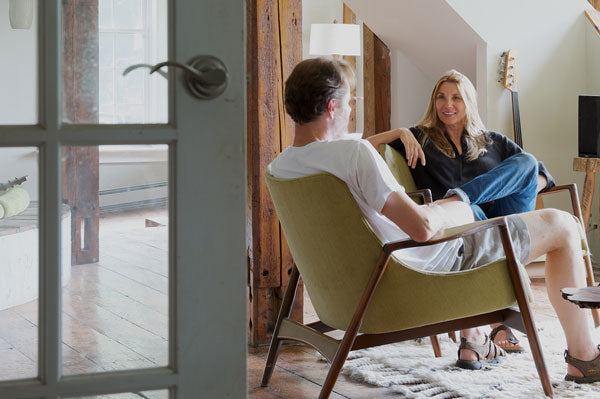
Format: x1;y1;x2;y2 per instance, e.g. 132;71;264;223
318;250;392;399
499;223;553;397
448;331;457;343
261;266;301;387
583;253;600;327
430;335;442;357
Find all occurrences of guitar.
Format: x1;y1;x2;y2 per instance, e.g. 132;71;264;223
0;176;28;193
499;49;522;148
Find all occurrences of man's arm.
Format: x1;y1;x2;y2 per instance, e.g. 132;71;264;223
381;190;474;242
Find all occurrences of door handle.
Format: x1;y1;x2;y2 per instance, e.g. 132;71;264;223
123;55;229;100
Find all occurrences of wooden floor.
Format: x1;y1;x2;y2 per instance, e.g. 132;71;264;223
0;207;596;398
247;281;576;399
0;207;169;398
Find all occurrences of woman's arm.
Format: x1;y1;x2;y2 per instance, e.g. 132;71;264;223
367;128;426;168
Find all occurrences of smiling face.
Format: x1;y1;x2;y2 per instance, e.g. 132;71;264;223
435;81;466;131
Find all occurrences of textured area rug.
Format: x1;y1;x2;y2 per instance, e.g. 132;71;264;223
339;319;600;398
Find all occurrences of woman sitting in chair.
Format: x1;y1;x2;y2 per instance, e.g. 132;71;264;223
367;69;555;355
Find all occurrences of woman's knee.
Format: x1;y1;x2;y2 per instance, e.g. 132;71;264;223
511;152;538;174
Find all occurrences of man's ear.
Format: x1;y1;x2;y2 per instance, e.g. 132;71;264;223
326;98;336;118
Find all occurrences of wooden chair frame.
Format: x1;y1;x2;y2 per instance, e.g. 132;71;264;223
380;144;599;327
261;217;554;398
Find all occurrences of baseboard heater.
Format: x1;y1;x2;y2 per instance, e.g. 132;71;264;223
99;182;168;215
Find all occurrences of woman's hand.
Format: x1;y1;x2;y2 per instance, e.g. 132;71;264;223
398;128;425;168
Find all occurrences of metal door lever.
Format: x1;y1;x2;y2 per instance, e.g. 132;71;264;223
123;55;229;100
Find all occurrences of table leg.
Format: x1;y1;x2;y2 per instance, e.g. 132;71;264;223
581;171;595;231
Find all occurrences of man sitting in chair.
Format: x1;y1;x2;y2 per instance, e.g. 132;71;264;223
269;56;600;382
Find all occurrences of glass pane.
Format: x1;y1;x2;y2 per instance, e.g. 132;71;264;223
62;145;169;375
0;147;39;381
67;389;169;399
0;0;38;124
63;0;168;125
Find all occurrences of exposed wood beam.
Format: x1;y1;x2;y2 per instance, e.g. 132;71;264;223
246;0;302;346
363;24;390;138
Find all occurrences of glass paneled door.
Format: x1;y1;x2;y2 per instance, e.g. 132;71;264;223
0;1;246;398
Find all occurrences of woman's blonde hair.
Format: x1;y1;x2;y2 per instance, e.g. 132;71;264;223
417;70;488;161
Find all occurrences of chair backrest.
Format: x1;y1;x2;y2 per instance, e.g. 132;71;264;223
265;167;525;334
379;144;417;192
265;168;384;330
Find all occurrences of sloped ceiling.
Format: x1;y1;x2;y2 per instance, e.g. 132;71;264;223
343;0;485;81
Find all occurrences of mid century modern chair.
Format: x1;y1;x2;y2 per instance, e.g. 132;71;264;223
262;167;553;399
379;143;600;326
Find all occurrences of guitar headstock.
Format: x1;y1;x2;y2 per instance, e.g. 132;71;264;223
499;49;519;93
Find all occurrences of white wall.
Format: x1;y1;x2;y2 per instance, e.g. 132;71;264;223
448;0;600;252
0;0;37;124
584;14;600;254
390;49;432;128
0;1;38;199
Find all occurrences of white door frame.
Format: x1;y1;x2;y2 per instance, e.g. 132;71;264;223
0;0;246;397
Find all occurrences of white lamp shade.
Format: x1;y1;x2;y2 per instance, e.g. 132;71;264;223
9;0;34;30
309;24;361;57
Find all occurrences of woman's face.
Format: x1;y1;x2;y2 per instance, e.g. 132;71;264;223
435;81;466;130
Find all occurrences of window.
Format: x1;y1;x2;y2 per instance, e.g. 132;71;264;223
99;0;167;124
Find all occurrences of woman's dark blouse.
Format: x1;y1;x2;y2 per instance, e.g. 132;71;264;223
388;127;555;201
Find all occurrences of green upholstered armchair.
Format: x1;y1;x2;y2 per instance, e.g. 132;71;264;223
261;167;553;399
379;143;600;327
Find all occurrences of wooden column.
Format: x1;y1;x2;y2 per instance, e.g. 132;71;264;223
62;0;100;265
363;24;391;138
343;4;357;133
246;0;302;346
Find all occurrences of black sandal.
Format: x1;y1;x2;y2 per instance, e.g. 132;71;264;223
490;325;524;353
565;346;600;383
456;335;506;370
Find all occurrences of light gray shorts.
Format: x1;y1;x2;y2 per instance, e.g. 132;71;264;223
449;214;531;272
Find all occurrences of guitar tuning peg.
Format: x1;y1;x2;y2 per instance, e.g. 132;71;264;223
499;68;506;74
501;51;507;57
509;56;515;61
497;78;503;83
508;65;514;69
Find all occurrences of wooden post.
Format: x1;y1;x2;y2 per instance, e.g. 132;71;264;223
343;4;357;133
573;157;600;231
62;0;100;265
246;0;302;346
363;24;391;138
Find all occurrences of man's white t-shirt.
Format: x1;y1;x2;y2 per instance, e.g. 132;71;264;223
269;137;463;272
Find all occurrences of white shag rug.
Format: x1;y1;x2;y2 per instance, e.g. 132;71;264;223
337;319;600;398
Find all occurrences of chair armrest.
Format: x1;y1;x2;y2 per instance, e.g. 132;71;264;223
382;217;508;254
406;189;432;204
537;183;576;197
537;183;584;223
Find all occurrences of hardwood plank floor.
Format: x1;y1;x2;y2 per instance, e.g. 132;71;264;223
0;207;169;387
